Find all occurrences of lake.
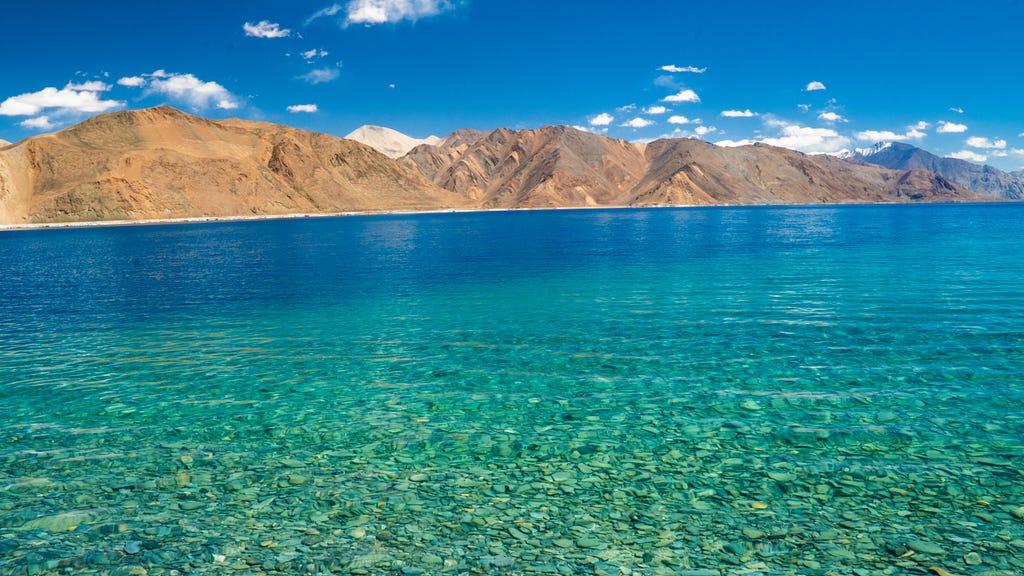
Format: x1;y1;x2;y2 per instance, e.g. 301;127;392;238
2;204;1023;575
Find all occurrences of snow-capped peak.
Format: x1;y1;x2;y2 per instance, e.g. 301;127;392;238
835;142;892;160
344;125;441;159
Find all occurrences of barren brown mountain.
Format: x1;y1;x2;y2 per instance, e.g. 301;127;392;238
405;125;648;208
0;107;987;226
0;106;468;225
405;127;982;207
628;138;974;206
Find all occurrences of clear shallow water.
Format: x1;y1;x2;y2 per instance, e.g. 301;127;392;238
1;205;1023;576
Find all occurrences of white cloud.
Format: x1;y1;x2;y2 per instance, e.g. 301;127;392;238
244;20;291;38
966;136;1007;149
660;64;706;73
147;72;240;110
589;112;614;126
937;121;968;133
643;105;668;115
855;125;927;142
0;84;123;116
907;127;927;139
287;104;319;113
817;111;845;122
694;126;717;137
663;89;700;103
747;121;851;154
1012;148;1024;157
117;76;146;87
797;104;811;112
19;115;56;130
721;109;756;118
716;138;754;147
805;81;826;91
948;150;987;163
301;49;329;61
616;103;637;113
949;107;964;114
912;121;929;130
341;0;458;25
667;115;692;125
621;117;654;129
298;67;341;84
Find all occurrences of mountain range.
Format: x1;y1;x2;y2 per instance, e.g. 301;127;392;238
0;106;1003;226
842;142;1024;200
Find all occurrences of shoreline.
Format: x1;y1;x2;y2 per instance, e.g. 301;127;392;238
0;200;1002;233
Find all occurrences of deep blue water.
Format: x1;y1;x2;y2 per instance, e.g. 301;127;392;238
1;204;1023;575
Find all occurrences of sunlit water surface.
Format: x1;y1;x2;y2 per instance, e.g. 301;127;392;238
1;205;1022;575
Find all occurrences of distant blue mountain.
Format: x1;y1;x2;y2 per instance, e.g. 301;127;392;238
843;142;1024;199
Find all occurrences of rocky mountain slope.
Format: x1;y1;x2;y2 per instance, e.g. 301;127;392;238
0;108;991;226
344;125;440;159
403;126;982;208
842;142;1024;199
404;126;648;208
0;107;468;224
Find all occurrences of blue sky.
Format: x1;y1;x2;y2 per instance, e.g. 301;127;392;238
2;0;1023;170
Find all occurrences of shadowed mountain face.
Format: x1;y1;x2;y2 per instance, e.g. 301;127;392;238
844;142;1024;199
0;106;469;224
0;108;989;226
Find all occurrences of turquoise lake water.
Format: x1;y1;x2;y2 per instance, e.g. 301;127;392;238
1;204;1023;575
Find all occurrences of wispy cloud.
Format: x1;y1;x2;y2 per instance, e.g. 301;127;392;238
660;64;706;74
243;20;291;38
65;81;111;91
805;81;826;91
0;82;122;117
817;111;845;122
621;117;654;129
721;109;756;118
306;4;343;24
589;112;613;126
287;104;319;113
298;67;341;84
949;107;964;114
948;150;987;163
936;121;968;133
662;89;700;103
966;136;1007;149
311;0;462;26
